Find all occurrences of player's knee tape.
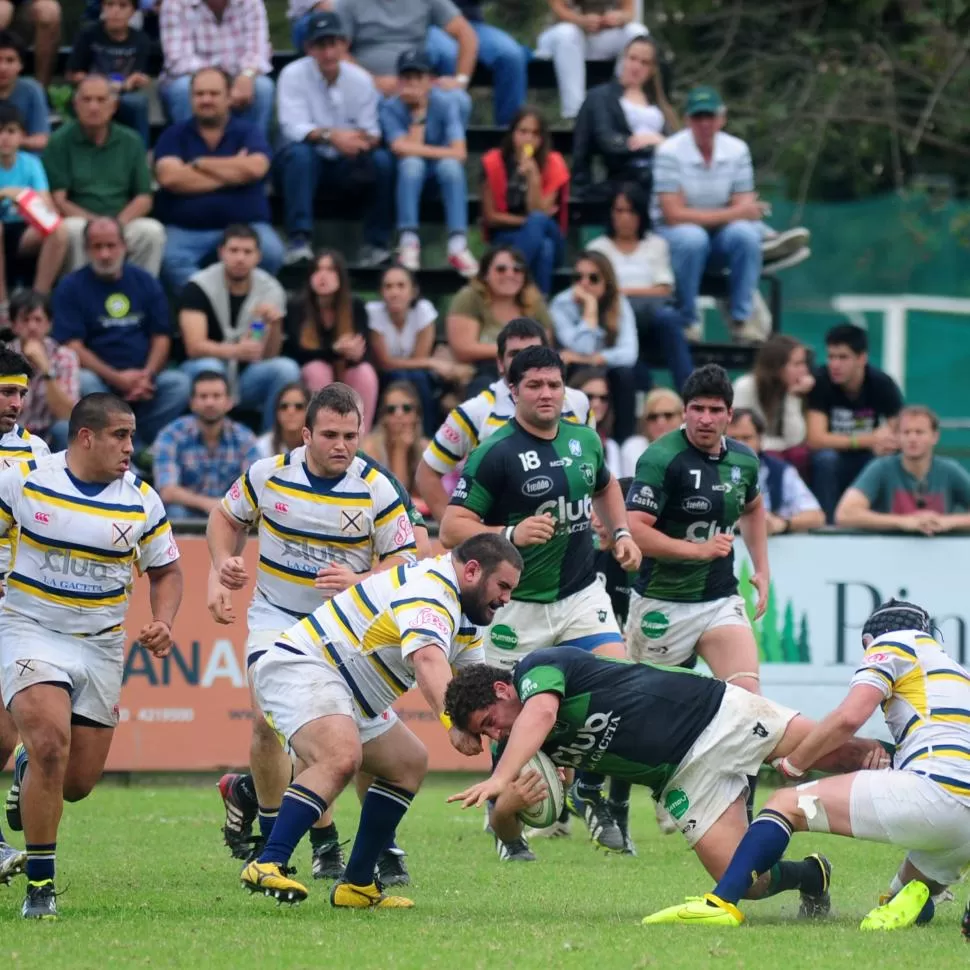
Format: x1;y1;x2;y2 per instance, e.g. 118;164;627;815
725;671;760;685
796;793;831;833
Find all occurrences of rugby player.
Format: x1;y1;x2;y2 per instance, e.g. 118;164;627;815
0;394;181;918
206;384;418;882
646;599;970;930
444;649;886;919
240;533;522;909
439;346;641;857
415;317;592;523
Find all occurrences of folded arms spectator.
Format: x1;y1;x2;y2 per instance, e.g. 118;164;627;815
0;30;50;153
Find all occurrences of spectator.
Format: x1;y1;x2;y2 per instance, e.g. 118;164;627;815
360;380;427;496
334;0;476;123
274;11;393;269
570;367;621;476
806;322;903;523
0;102;66;315
425;0;528;126
178;224;297;433
0;30;49;153
536;0;648;121
380;48;477;276
446;244;552;395
729;407;824;535
51;216;190;447
254;381;308;459
152;369;260;519
287;0;318;49
153;67;283;292
66;0;152;145
572;35;677;200
159;0;274;136
44;74;164;276
549;250;638;441
481;106;568;296
8;288;77;450
733;333;814;473
587;181;693;391
835;405;970;535
619;386;682;477
0;6;60;92
283;248;379;431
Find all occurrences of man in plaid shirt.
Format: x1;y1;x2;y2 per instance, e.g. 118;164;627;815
152;369;260;519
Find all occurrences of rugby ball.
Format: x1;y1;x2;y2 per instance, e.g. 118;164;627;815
515;750;565;829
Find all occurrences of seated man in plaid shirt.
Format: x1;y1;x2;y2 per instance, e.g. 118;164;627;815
152;369;260;519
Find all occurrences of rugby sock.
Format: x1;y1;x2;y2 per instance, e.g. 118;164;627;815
763;860;824;898
745;775;758;824
608;779;632;806
257;804;279;841
235;774;258;813
576;771;606;796
343;780;413;886
259;784;326;867
712;809;793;905
309;822;338;848
25;843;55;882
557;803;570;824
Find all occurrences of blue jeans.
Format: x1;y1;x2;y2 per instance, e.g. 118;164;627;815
810;448;873;524
628;297;695;392
274;143;393;247
160;74;276;136
425;23;529;125
162;223;284;294
657;220;763;322
384;368;439;438
80;368;192;447
396;156;467;236
492;211;564;296
116;91;150;146
180;356;302;431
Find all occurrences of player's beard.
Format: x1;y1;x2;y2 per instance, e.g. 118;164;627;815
462;578;500;626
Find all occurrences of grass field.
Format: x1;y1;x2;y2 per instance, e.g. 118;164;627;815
0;774;965;969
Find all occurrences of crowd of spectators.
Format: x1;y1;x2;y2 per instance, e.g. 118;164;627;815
0;0;961;533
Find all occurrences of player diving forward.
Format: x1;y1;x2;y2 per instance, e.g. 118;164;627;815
445;648;887;920
207;384;419;881
0;394;181;919
646;599;970;930
240;533;522;909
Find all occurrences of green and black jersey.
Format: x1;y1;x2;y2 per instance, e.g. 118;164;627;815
626;430;760;602
450;419;610;603
513;647;725;798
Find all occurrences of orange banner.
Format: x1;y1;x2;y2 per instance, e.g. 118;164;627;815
110;537;491;772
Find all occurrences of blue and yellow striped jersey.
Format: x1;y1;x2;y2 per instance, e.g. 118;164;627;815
852;629;970;803
0;424;50;576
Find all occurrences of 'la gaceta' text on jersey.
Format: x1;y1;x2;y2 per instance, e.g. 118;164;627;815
627;429;760;602
514;647;725;796
450;419;610;603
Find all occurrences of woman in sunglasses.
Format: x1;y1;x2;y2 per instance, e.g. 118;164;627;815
619;386;684;477
570;367;622;478
360;380;428;499
254;382;309;460
549;250;638;441
446;244;553;396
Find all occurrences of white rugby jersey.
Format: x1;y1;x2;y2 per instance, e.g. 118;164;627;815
422;380;593;474
222;447;418;632
852;629;970;804
268;554;484;719
0;452;178;636
0;425;50;575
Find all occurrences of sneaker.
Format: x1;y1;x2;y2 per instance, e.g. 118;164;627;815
642;893;744;927
217;773;258;860
798;854;832;919
762;227;810;261
22;879;57;920
283;239;314;267
0;842;25;883
357;244;392;269
398;239;421;272
311;838;346;881
525;818;571;839
566;781;625;853
6;742;26;833
375;846;410;887
610;801;636;856
861;879;930;931
447;248;479;278
330;879;413;909
240;860;308;904
761;246;811;276
496;836;536;862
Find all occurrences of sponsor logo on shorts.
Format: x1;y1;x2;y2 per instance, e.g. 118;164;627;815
580;462;595;487
522;475;554;497
683;818;697;835
640;610;669;640
733;601;746;618
569;439;582;457
490;624;518;650
682;496;712;514
752;721;768;738
664;787;690;820
597;610;608;623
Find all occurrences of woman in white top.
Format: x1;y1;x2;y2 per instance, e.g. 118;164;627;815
570;368;622;478
586;182;694;391
619;387;684;477
254;382;309;459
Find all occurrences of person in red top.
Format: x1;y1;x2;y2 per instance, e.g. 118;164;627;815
480;107;569;296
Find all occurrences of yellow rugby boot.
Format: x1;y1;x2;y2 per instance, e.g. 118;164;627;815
240;861;308;903
861;880;930;931
330;880;414;909
642;894;744;927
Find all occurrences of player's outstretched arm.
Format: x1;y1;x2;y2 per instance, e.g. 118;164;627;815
739;495;770;618
439;506;503;548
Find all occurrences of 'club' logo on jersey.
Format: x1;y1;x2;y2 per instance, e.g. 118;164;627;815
568;439;582;457
340;510;363;533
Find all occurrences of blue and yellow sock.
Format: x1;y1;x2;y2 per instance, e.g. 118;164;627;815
259;785;326;867
25;843;55;883
343;780;413;886
257;804;279;842
713;809;793;905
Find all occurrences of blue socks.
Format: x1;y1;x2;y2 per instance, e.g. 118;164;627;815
25;843;55;882
257;804;279;842
713;809;793;904
259;784;326;866
343;780;414;886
